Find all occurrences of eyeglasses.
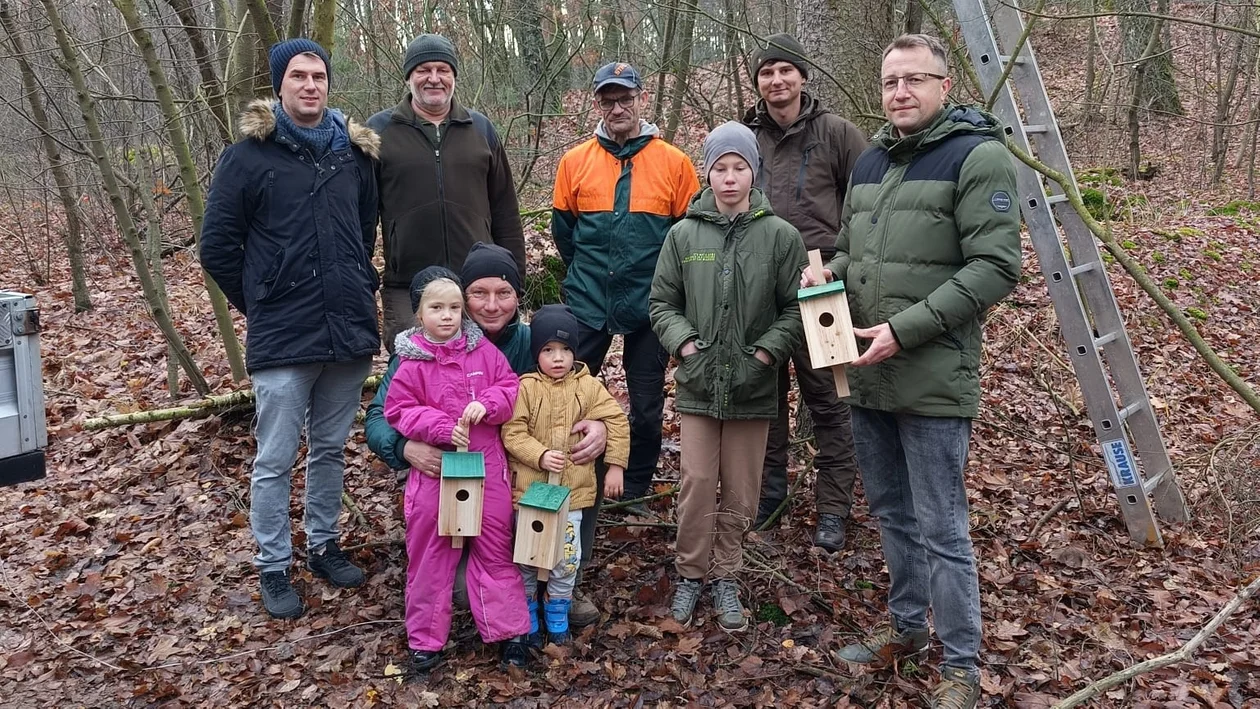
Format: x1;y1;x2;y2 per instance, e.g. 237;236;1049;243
597;93;640;112
880;72;946;93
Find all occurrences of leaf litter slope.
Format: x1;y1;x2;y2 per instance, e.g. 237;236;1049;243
2;37;1260;709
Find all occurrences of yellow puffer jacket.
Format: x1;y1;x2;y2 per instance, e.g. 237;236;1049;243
502;363;630;510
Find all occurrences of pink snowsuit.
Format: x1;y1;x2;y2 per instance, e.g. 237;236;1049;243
384;325;531;651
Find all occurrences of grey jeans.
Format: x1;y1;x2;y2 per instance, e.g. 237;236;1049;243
850;406;981;677
250;358;372;572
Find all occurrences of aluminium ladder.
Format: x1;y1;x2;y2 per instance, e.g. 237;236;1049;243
951;0;1189;546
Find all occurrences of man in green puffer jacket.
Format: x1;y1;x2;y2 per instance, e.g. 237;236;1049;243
807;35;1021;709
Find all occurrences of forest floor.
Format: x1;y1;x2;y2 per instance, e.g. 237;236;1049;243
3;16;1260;709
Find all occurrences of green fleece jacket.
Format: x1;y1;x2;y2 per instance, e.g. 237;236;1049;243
825;103;1022;417
650;188;806;420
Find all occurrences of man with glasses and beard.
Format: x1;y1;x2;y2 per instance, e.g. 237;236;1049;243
368;34;527;352
551;61;700;619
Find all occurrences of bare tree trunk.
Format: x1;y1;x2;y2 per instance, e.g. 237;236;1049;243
310;0;334;50
662;4;695;143
1127;12;1164;178
653;0;679;120
162;0;233;143
244;0;279;46
724;0;745;118
131;151;180;395
287;0;307;38
0;0;91;312
1118;0;1182;116
1211;4;1252;184
798;0;891;131
903;0;922;34
1083;0;1100;123
114;0;247;382
39;0;211;396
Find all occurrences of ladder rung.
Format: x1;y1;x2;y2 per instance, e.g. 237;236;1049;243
1142;469;1166;494
1069;262;1096;276
1046;194;1068;205
1093;331;1118;348
999;54;1027;65
1024;124;1049;134
1117;401;1145;422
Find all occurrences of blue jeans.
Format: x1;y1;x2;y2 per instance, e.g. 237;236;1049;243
850;406;981;676
250;358;372;572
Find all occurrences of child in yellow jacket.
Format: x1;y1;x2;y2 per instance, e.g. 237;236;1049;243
502;304;631;644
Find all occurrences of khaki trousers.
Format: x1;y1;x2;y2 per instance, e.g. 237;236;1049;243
674;415;770;580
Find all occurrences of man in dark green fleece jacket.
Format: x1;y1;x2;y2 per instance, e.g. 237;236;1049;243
806;35;1021;709
367;34;527;352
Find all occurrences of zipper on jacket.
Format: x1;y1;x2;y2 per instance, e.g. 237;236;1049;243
795;145;814;203
436;145;450;269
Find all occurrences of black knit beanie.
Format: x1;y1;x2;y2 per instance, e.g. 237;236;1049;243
409;265;462;313
750;33;810;79
461;242;523;296
404;33;459;79
269;38;332;96
530;305;580;363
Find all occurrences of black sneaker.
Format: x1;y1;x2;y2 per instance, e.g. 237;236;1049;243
409;649;442;673
259;570;304;619
308;540;365;588
500;637;529;668
813;513;846;553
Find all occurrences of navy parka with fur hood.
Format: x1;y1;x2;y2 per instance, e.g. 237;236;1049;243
202;100;382;372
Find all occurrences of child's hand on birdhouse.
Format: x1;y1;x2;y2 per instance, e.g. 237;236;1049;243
461;401;487;425
540;450;565;474
604;465;625;499
451;422;470;449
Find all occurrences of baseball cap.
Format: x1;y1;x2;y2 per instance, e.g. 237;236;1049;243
593;62;643;92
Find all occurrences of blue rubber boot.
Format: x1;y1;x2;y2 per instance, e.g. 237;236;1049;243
526;597;543;648
543;597;572;645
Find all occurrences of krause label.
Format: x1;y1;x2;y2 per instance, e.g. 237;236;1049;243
1102;438;1138;489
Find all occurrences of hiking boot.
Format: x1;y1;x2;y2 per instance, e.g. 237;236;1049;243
930;666;980;709
569;590;600;627
754;498;783;530
308;540;365;588
408;649;442;674
711;579;748;631
544;597;571;644
813;513;846;553
500;637;529;668
259;570;304;619
671;578;704;626
835;623;930;664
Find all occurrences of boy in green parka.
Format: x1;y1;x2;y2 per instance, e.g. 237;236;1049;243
649;121;807;631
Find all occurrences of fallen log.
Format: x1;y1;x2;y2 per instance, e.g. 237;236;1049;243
82;375;384;431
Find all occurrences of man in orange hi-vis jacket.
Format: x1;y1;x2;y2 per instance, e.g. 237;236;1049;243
551;60;700;620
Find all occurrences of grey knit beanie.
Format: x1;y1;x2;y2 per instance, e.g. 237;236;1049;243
702;122;761;183
404;34;458;79
750;33;811;79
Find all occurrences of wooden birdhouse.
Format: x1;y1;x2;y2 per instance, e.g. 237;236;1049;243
513;481;571;581
797;250;859;396
439;450;485;548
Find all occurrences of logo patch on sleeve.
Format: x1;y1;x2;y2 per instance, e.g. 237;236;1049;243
990;191;1012;212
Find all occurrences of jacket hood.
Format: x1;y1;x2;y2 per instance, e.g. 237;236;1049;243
238;99;381;159
872;103;1004;154
393;320;486;360
594;120;661;158
743;91;827;131
685;185;774;223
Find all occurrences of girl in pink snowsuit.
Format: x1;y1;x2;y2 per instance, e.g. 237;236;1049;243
384;267;531;672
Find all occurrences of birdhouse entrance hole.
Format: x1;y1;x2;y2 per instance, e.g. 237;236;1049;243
456;489;470;502
531;520;545;533
818;312;835;327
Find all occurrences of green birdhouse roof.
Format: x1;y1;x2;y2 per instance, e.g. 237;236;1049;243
797;280;847;302
519;481;570;512
441;451;485;479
